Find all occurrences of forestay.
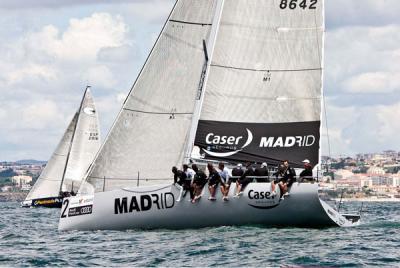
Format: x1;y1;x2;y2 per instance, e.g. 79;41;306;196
25;113;78;201
82;0;218;193
194;0;324;167
62;88;101;193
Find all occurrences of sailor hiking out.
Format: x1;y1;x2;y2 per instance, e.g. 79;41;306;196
191;164;207;203
300;159;314;182
274;160;296;200
207;163;222;201
231;163;244;182
183;164;196;200
255;162;269;182
235;162;255;197
218;162;231;201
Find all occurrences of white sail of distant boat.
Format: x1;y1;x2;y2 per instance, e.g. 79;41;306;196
23;87;100;208
59;0;360;230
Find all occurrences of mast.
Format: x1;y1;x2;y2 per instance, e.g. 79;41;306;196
183;0;225;163
318;0;326;167
59;86;90;194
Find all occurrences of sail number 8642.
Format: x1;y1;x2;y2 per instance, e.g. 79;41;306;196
280;0;318;10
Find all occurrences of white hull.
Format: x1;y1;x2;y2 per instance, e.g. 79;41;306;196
59;183;359;231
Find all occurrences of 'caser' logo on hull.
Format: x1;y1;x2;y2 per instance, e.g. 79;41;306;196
203;128;253;157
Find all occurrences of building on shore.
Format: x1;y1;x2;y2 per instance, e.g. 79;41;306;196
11;175;32;186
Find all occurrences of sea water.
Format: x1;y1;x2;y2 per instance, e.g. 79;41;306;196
0;202;399;267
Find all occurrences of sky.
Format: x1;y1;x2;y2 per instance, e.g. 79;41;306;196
0;0;399;161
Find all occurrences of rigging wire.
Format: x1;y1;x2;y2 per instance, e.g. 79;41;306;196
323;93;332;159
313;1;332;164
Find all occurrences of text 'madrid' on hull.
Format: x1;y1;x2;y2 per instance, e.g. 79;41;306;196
59;0;360;230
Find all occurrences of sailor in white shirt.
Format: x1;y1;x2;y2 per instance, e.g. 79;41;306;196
183;164;196;200
218;162;232;201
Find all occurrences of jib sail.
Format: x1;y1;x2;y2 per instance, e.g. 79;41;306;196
25;113;78;201
82;0;218;192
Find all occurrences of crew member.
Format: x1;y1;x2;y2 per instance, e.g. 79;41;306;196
235;162;254;197
218;162;231;201
207;163;221;200
191;164;208;203
172;166;186;186
183;164;196;200
277;160;296;199
299;159;313;182
230;163;244;183
255;162;269;182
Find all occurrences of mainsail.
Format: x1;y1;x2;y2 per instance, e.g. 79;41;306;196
62;88;101;193
25;88;101;202
193;0;324;167
83;0;218;192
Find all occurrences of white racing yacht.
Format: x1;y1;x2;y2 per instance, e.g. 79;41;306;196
59;0;360;229
22;87;101;208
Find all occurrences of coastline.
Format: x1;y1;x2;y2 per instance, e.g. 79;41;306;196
0;192;27;202
332;197;400;202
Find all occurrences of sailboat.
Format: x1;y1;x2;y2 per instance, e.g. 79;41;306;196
22;87;101;208
59;0;360;230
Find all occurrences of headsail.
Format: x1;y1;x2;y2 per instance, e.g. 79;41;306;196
193;0;324;167
83;0;218;192
25;113;78;201
62;88;101;193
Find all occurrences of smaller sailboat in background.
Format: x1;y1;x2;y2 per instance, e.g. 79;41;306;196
22;86;101;208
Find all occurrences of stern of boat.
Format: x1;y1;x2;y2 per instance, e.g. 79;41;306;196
58;194;95;231
319;198;361;227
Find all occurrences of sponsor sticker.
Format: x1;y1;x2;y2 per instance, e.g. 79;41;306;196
68;205;93;217
246;189;280;209
83;107;96;115
195;120;320;167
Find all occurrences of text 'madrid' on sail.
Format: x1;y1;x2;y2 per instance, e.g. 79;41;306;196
193;0;324;167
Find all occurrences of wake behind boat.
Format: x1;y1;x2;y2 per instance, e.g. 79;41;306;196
59;0;360;230
22;87;101;208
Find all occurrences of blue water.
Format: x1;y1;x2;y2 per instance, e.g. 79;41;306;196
0;202;399;267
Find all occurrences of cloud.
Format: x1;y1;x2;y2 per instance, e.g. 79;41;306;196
0;11;138;161
0;12;130;92
83;65;117;88
21;100;66;130
325;24;400;106
322;100;400;156
6;63;58;86
342;72;400;94
376;102;400;144
98;44;139;63
0;0;176;25
326;0;400;28
0;0;140;9
25;13;127;62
